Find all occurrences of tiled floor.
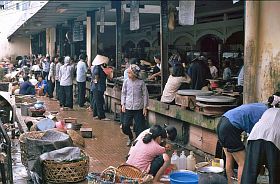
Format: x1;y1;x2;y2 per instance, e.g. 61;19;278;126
12;96;130;183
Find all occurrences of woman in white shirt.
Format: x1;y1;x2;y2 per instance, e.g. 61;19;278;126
161;64;191;104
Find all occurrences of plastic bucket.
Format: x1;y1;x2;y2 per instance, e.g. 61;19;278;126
170;171;198;184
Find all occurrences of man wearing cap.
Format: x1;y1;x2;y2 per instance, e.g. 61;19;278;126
121;64;149;146
59;56;74;109
91;54;110;120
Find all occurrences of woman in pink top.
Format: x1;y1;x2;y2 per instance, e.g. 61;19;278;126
126;125;170;183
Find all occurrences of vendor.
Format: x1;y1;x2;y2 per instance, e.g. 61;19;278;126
208;58;218;79
148;55;161;80
126;125;171;183
35;75;48;96
217;102;269;184
188;56;212;90
222;60;232;81
161;64;191;104
19;75;35;95
242;94;280;184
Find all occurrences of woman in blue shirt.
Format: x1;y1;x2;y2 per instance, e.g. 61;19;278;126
217;102;268;184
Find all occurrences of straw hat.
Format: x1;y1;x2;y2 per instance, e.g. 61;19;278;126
92;54;109;66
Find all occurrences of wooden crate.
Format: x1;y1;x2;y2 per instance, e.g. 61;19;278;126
189;125;218;155
175;94;196;109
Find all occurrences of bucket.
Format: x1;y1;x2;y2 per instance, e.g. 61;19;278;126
170;171;198;184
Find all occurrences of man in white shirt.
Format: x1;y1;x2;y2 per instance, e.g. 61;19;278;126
76;53;88;107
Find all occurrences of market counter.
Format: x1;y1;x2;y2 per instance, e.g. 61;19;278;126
104;85;220;155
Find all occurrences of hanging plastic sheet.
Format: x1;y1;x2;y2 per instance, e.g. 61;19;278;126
130;0;139;31
100;7;105;33
179;0;195;26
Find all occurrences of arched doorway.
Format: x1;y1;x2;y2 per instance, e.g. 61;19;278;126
197;34;223;64
123;40;136;56
225;31;244;51
137;39;150;59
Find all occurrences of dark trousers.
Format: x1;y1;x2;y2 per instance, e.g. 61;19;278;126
92;90;105;119
122;109;145;140
47;80;55;98
60;85;73;108
42;71;48;80
77;81;86;107
241;139;280;184
55;80;60;100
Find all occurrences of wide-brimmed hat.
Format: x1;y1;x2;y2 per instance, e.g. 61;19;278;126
92;54;109;66
130;64;140;77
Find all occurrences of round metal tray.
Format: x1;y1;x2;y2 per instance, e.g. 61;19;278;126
177;90;213;96
197;166;224;174
196;95;236;103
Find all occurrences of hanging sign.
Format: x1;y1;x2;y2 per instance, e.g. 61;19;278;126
73;21;84;42
100;7;105;33
130;0;140;31
179;0;195;26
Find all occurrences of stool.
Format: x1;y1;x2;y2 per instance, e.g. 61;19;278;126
113;102;121;122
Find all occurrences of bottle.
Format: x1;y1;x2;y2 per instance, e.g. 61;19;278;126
171;150;180;170
186;151;196;171
178;151;187;170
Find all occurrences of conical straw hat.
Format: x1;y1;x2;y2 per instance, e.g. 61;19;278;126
92;54;109;66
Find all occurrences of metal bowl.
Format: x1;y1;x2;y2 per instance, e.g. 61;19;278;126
197;166;224;174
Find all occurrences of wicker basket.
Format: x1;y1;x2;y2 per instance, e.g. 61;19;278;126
101;164;153;184
19;131;45;167
67;129;85;148
43;150;89;183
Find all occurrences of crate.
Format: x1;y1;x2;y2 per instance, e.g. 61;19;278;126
175;94;196;110
80;128;93;138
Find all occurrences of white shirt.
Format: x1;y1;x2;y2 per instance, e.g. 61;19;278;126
209;66;218;79
237;66;244;86
32;64;41;72
59;64;74;86
161;75;190;103
248;108;280;150
76;60;87;82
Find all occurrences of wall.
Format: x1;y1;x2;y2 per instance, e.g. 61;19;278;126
0;35;30;62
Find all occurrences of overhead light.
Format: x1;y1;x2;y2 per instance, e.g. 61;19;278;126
56;4;68;14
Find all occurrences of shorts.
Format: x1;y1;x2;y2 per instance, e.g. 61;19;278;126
149;155;164;176
217;116;245;153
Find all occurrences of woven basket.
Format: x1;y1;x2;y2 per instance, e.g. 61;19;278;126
101;164;153;184
67;129;85;148
43;150;89;183
19;131;45;167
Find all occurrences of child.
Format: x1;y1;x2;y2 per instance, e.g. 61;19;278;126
126;125;170;183
121;64;149;146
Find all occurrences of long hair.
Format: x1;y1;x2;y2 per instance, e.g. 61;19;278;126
143;125;164;144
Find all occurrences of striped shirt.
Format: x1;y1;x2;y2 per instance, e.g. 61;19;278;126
121;78;149;110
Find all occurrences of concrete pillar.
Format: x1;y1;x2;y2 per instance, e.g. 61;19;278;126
115;1;122;70
46;27;56;57
256;2;280;101
244;1;280;103
86;11;97;68
160;0;169;93
244;1;259;103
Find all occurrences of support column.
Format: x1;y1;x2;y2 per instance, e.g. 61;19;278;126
115;1;122;70
244;1;260;103
57;25;63;57
68;19;75;57
86;11;97;68
46;27;56;57
160;0;169;92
